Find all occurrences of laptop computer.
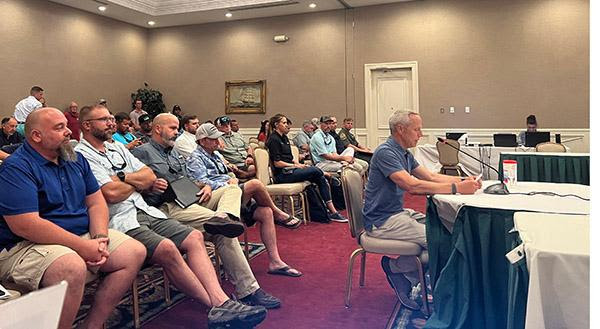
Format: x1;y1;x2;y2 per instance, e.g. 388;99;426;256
0;281;67;329
525;131;550;147
446;132;466;141
493;134;518;147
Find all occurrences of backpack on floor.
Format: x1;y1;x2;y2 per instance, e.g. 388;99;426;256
329;179;346;211
305;183;331;223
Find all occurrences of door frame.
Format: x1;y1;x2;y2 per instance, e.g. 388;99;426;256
364;61;419;148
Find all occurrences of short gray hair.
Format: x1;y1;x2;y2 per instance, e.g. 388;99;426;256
388;110;419;134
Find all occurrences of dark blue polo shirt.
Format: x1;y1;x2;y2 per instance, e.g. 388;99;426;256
0;141;99;250
362;137;419;231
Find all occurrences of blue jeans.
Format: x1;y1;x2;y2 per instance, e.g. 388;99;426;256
274;166;332;202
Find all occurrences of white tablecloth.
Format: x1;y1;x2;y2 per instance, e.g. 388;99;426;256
432;181;590;232
513;212;589;329
412;144;533;180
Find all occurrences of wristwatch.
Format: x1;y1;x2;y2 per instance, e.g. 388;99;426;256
451;183;457;195
117;171;126;182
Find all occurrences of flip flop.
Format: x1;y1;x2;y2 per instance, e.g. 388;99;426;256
275;215;302;229
267;266;303;277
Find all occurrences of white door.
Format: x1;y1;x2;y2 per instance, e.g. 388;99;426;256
365;62;419;149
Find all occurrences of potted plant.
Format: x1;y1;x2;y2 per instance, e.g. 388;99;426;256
130;82;166;119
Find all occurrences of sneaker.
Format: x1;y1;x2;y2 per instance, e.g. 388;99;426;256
329;212;348;223
207;299;266;329
239;288;281;309
381;256;420;311
204;214;245;238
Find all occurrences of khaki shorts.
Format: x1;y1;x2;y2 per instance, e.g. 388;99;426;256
0;229;130;292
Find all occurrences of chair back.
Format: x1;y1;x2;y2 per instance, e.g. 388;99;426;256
341;167;365;240
536;142;566;153
249;137;259;144
436;139;460;166
291;145;300;163
253;148;272;185
248;142;259;151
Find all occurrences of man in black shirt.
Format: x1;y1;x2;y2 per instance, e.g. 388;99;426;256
0;117;23;160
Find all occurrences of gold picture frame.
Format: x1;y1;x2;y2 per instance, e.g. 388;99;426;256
225;80;266;114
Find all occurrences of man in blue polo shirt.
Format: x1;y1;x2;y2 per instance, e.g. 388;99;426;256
363;110;481;310
0;108;146;329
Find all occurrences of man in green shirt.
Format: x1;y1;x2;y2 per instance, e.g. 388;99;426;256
338;117;373;163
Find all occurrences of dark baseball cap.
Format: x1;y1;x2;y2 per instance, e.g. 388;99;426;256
138;114;151;125
215;116;231;126
320;116;334;123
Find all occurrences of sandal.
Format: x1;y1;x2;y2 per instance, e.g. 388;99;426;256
268;266;303;277
275;215;302;229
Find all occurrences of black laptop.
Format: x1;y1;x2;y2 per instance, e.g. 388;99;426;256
446;132;466;141
493;134;518;147
525;131;550;147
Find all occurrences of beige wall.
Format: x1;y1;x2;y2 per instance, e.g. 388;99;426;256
0;0;588;130
0;0;147;118
352;0;589;128
146;10;347;127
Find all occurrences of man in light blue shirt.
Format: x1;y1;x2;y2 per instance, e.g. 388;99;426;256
363;110;481;310
309;116;364;174
111;112;141;150
76;105;267;328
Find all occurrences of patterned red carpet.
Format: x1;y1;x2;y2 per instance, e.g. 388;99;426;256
143;194;427;329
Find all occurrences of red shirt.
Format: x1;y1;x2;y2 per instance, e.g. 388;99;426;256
64;111;80;141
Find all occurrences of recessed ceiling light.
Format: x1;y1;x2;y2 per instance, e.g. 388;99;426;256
225;12;232;18
309;3;317;8
147;21;156;26
98;5;107;11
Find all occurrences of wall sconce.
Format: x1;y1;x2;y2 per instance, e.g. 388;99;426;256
273;35;289;43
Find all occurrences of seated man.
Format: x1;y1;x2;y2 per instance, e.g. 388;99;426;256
214;116;256;179
309;116;366;174
174;114;200;158
338;117;372;163
64;101;80;141
132;114;289;306
133;113;153;144
363;110;481;310
188;123;303;276
329;116;369;171
518;114;538;145
0;108;146;329
0;117;23;160
112;112;142;150
75;105;267;328
292;120;314;161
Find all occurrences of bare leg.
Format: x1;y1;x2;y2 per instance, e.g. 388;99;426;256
82;240;146;329
242;179;288;221
41;254;87;329
151;238;212;306
325;200;338;214
179;231;229;306
252;207;301;275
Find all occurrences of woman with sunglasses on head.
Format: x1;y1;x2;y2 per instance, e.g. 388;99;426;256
265;114;347;222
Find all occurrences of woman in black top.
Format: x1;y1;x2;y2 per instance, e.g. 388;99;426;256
265;114;347;222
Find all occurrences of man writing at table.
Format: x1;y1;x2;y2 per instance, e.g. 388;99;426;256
362;110;481;310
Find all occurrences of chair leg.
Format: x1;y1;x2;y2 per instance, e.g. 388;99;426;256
163;268;171;305
131;277;140;329
243;229;250;260
345;248;365;308
214;248;222;284
301;192;309;224
288;195;295;220
359;252;367;287
415;257;430;316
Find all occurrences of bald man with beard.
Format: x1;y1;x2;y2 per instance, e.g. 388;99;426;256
0;108;146;329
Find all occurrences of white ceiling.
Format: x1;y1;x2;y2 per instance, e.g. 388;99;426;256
48;0;414;28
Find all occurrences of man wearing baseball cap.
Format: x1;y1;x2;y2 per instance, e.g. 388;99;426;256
309;116;366;175
134;113;153;144
188;124;303;280
214;116;256;179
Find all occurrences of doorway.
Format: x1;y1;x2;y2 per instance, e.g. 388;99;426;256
364;61;419;148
